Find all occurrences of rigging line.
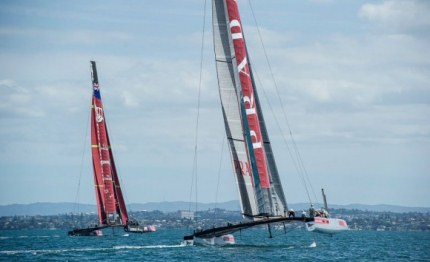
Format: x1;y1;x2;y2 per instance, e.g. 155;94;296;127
73;101;91;214
99;88;131;211
188;0;207;221
248;0;319;204
111;145;132;215
107;120;132;221
293;136;319;203
253;67;312;204
214;134;226;221
187;160;195;213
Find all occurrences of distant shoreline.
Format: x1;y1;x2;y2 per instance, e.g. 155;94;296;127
1;208;429;232
1;201;429;216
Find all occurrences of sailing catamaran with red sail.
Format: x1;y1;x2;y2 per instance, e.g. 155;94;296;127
184;0;347;245
68;61;155;236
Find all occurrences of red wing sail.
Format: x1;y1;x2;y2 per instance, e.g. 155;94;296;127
90;61;128;226
225;0;270;188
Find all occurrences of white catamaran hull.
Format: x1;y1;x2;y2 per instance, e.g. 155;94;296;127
306;217;349;234
68;225;125;237
192;234;235;246
125;224;156;233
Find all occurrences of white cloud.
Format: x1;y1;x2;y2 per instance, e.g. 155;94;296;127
0;26;135;46
309;0;334;4
263;33;430;107
359;0;430;32
121;90;139;108
0;79;45;118
242;3;430;150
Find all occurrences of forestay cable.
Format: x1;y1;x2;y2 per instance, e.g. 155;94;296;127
73;102;91;214
248;0;319;204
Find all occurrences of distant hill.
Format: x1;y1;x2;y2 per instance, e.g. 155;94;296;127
286;203;430;213
335;203;430;213
0;201;240;216
127;200;240;212
0;202;96;216
0;201;429;216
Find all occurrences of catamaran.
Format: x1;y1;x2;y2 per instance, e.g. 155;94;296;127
183;0;347;245
68;61;156;236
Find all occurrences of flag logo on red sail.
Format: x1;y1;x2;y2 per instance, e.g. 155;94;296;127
93;83;101;99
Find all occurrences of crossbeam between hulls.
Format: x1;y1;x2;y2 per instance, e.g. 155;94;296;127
184;217;313;240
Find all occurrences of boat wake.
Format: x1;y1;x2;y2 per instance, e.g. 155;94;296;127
13;235;60;239
0;244;187;256
113;244;187;250
0;247;111;256
228;244;298;249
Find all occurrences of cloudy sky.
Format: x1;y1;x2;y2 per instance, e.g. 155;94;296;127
0;0;429;208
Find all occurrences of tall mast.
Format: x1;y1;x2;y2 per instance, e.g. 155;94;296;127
322;188;328;211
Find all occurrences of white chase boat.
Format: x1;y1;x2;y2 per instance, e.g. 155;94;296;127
306;189;348;234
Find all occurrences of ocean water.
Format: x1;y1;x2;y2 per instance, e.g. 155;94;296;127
1;228;429;261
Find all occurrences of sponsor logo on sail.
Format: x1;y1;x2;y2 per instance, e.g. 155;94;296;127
95;106;104;122
227;0;270;188
234;160;250;176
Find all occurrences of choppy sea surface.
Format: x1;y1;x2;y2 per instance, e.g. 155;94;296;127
1;228;429;261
